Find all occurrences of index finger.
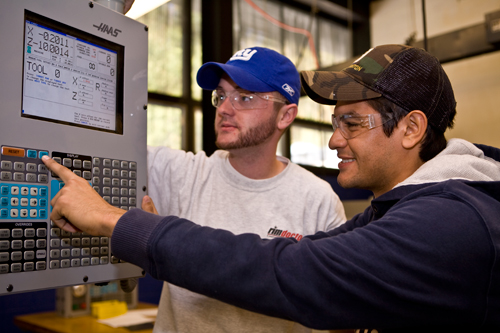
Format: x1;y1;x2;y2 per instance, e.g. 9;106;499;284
41;155;75;182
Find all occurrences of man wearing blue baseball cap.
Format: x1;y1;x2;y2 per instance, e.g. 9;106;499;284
143;47;345;333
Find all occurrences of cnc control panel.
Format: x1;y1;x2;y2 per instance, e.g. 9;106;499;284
0;0;148;294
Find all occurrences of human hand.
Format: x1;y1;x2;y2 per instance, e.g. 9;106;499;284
41;155;126;237
141;195;158;215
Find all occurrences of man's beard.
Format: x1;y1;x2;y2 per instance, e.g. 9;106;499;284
215;113;277;150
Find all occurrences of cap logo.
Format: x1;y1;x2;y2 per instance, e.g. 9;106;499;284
282;83;295;97
230;49;258;61
349;64;362;72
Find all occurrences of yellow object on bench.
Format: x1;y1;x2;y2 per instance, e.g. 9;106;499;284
91;300;128;319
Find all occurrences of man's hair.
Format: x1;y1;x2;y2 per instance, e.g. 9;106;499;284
366;97;455;162
273;92;291;113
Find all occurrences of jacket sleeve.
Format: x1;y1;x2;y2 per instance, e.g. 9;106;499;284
111;190;493;330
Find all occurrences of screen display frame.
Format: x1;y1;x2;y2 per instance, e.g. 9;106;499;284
21;10;125;135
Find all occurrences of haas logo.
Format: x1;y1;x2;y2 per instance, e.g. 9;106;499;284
93;23;122;37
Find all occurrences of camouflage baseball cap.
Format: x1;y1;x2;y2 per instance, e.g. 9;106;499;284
301;44;457;132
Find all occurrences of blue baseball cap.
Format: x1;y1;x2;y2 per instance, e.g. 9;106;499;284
196;47;300;105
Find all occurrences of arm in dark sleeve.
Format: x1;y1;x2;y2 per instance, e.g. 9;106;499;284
111;193;493;330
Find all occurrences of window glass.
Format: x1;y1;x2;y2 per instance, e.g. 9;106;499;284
147;104;184;149
194;107;203;153
192;0;202;101
290;124;339;168
282;6;318;71
318;18;351;66
136;0;183;96
233;0;282;51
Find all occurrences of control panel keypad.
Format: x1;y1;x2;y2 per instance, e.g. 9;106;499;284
0;146;139;274
0;222;47;274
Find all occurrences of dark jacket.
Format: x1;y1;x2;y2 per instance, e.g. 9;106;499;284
112;139;500;331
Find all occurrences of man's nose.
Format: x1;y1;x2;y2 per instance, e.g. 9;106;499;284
217;97;235;116
329;128;347;150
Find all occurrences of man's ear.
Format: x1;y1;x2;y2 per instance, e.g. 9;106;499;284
277;104;298;130
401;110;428;149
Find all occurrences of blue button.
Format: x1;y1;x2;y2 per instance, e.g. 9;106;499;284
0;209;7;218
39;199;47;207
39;187;47;197
0;198;8;206
0;186;8;195
27;150;37;158
39;210;47;219
39;151;49;158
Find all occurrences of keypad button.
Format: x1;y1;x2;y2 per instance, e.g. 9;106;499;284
26;163;37;172
11;251;23;261
61;249;70;258
24;240;35;248
12;229;23;238
37;228;47;238
11;240;22;250
11;263;22;272
61;259;70;268
24;262;35;271
26;173;37;182
1;172;13;181
24;251;35;260
36;249;47;259
73;159;82;168
1;161;13;170
11;187;19;195
38;164;48;173
10;209;19;218
27;150;37;158
50;249;60;259
36;261;46;270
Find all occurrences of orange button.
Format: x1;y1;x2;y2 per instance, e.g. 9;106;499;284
1;146;25;157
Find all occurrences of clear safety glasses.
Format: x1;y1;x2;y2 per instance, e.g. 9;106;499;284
212;89;288;110
332;113;393;139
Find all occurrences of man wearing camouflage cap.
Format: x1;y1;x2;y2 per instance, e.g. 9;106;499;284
43;44;500;331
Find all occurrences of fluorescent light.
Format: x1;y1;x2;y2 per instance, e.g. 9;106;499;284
125;0;171;19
